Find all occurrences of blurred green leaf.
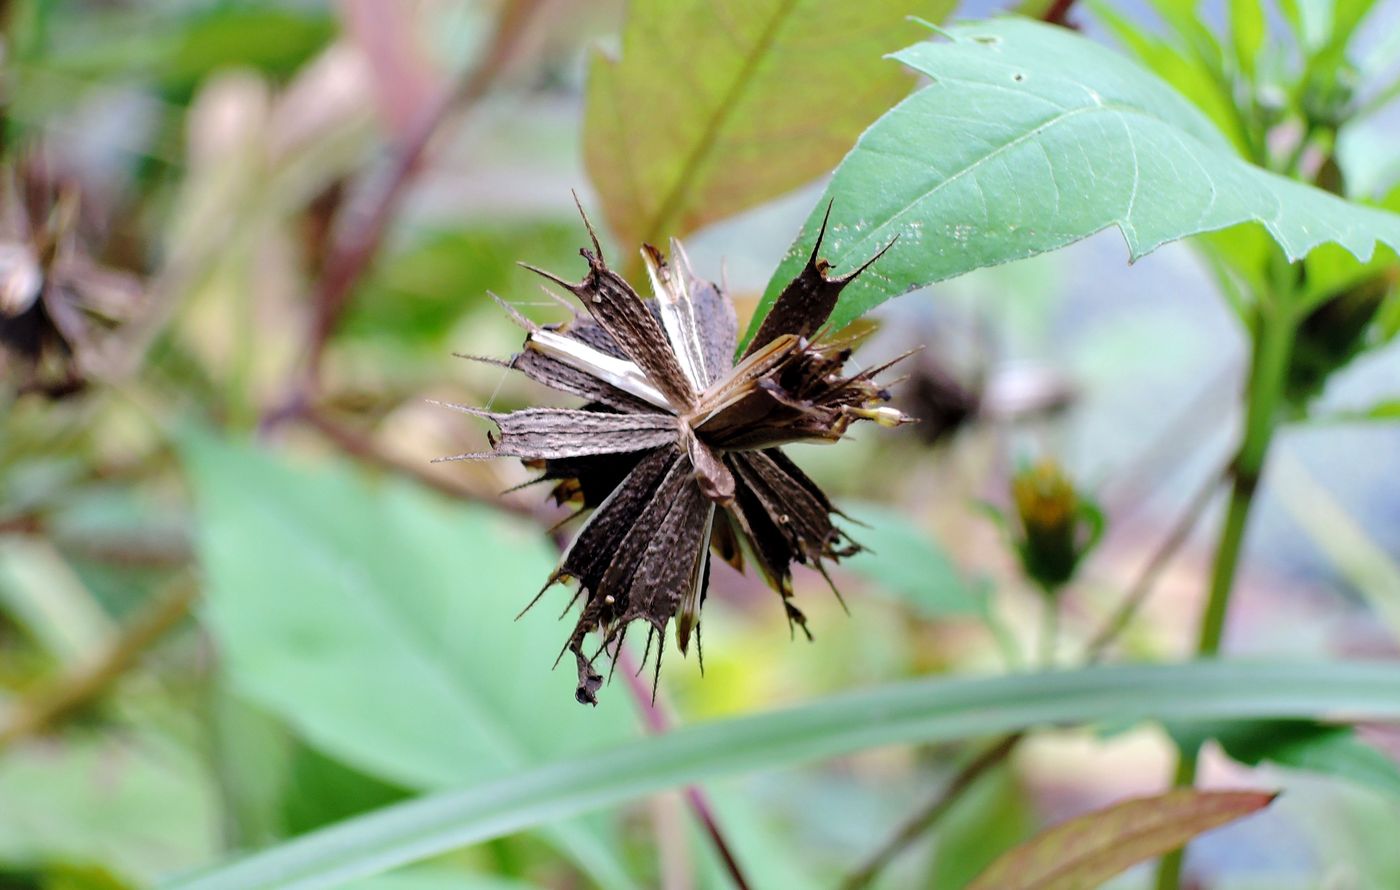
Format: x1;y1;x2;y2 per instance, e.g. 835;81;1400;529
179;433;639;889
745;19;1400;343
836;502;986;617
33;4;334;101
1169;720;1400;799
1227;0;1265;81
168;660;1400;890
343;224;583;346
281;745;412;838
0;538;114;664
161;7;334;97
964;788;1275;890
582;0;953;253
1315;398;1400;422
1091;0;1250;156
0;736;216;885
343;866;539;890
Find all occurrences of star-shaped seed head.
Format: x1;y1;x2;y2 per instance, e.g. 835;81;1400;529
440;199;913;704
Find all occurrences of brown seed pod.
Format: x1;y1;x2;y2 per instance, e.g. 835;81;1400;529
439;199;912;704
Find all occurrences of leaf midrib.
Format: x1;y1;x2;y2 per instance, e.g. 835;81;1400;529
640;0;803;245
1012;796;1262;889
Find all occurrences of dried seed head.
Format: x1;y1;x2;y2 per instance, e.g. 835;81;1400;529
0;158;144;398
443;201;912;704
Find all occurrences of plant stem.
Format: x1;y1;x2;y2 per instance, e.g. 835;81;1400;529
1039;594;1059;667
840;468;1222;889
840;733;1025;890
618;649;754;890
1153;288;1298;890
0;575;198;748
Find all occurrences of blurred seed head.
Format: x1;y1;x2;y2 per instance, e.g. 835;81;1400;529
1285;271;1396;408
1007;458;1102;595
0;156;145;398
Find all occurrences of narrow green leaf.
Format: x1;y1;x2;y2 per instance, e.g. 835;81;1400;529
1227;0;1266;79
179;433;638;890
965;788;1276;890
744;19;1400;343
166;660;1400;890
1311;398;1400;423
582;0;953;252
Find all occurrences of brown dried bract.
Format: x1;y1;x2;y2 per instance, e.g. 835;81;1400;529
440;199;912;704
0;159;143;397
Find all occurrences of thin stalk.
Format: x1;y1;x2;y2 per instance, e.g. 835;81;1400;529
1152;286;1298;890
840;467;1223;889
618;649;753;890
839;733;1025;890
0;575;198;748
1039;594;1059;667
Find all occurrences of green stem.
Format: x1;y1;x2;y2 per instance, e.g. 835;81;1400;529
1039;594;1059;668
1152;286;1298;890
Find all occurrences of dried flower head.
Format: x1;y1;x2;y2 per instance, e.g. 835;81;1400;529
0;159;142;397
440;200;913;705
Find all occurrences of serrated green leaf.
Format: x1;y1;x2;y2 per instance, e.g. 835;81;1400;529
744;18;1400;343
582;0;953;255
166;660;1400;890
965;788;1275;890
179;434;638;890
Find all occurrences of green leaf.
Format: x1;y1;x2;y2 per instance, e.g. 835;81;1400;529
343;867;540;890
582;0;954;254
1090;0;1252;158
0;735;216;885
32;4;334;102
179;433;639;890
166;660;1400;890
1227;0;1266;80
964;788;1276;890
1314;398;1400;422
342;223;584;345
744;18;1400;343
836;502;986;617
1170;720;1400;799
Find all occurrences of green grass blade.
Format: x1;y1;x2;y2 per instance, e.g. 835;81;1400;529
168;660;1400;890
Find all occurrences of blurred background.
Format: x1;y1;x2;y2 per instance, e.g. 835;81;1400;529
1;1;1398;888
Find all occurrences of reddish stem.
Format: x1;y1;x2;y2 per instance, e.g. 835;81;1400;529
1041;0;1078;27
618;649;754;890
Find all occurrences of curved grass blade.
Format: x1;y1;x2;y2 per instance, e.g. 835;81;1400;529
167;660;1400;890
